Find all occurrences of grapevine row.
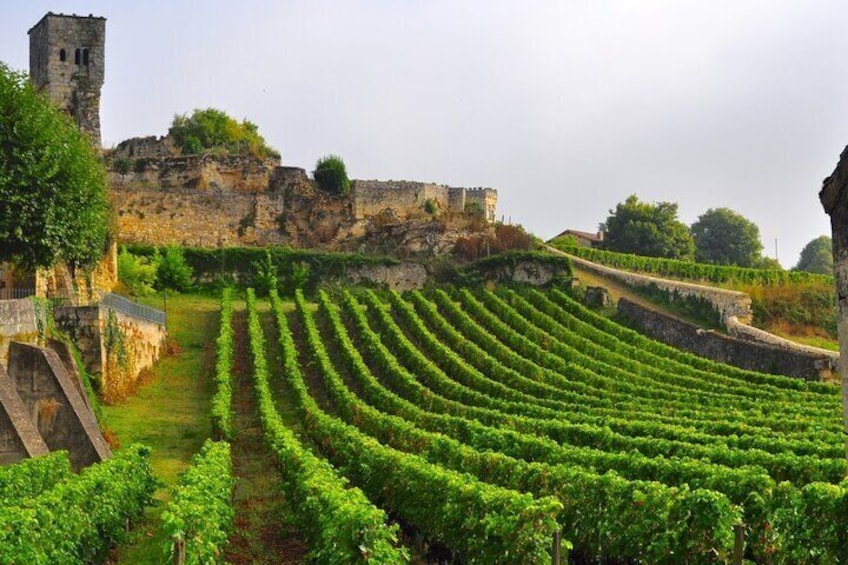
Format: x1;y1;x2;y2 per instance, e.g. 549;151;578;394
309;289;744;563
388;289;837;454
0;444;156;564
161;439;235;563
264;289;563;564
550;242;832;286
245;289;408;564
353;290;842;482
211;287;234;441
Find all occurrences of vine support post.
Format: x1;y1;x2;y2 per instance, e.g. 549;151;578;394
173;537;185;565
732;523;745;565
551;529;562;565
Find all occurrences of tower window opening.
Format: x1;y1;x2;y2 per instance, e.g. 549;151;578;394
59;49;66;62
74;49;80;65
83;49;89;66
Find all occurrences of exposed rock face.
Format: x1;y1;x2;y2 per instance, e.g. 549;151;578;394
819;145;848;447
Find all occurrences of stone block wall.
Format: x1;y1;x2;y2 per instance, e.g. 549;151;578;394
618;298;836;382
0;299;43;369
352;180;443;220
54;301;167;402
115;188;287;247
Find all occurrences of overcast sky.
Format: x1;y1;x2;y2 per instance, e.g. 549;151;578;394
3;1;847;267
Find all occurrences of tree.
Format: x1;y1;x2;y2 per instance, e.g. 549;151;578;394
601;195;694;260
313;154;350;195
794;235;833;275
690;208;763;267
0;62;109;270
169;107;278;159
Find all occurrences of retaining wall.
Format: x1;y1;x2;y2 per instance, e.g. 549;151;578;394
618;298;836;382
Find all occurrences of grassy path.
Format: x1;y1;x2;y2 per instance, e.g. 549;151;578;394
103;294;219;563
104;294;307;563
224;303;307;563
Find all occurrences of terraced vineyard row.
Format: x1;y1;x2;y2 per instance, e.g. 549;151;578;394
238;283;848;564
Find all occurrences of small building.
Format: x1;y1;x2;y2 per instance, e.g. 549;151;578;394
549;229;605;248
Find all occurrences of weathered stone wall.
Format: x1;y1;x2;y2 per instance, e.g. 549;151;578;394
106;144;497;250
28;13;105;145
115;188;287;247
560;249;753;324
54;306;101;377
618;298;836;382
54;301;166;402
352;180;448;220
100;307;167;402
0;299;42;369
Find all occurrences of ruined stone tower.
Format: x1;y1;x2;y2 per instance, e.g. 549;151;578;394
28;13;106;146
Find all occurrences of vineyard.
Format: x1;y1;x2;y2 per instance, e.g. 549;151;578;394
6;281;846;563
239;283;843;563
549;241;832;286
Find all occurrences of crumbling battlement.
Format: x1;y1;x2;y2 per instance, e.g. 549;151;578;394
351;180;497;221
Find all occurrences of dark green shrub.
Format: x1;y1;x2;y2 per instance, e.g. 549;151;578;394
424;198;438;215
113;158;131;175
156;246;193;292
313;155;351;195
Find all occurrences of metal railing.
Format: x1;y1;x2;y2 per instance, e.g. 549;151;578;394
0;288;36;300
100;292;167;326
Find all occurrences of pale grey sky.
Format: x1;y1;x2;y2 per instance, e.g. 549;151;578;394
3;1;847;267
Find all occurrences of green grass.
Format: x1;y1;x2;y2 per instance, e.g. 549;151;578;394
103;293;219;563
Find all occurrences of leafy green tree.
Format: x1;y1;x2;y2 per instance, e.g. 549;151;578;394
601;195;694;260
0;62;110;270
117;248;158;296
794;235;833;275
169;108;278;158
313;154;351;195
690;208;764;267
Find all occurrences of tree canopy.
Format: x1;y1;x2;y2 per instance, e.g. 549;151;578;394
794;235;833;275
690;207;763;267
169;108;278;159
313;154;351;195
0;62;110;270
601;195;694;260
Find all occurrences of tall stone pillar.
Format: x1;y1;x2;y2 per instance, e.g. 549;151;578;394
819;145;848;454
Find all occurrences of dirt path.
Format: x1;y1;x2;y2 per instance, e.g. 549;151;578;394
223;307;308;565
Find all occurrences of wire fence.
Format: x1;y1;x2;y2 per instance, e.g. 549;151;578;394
101;292;167;326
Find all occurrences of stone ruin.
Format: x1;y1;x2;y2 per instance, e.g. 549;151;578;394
0;341;110;470
819;146;848;439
